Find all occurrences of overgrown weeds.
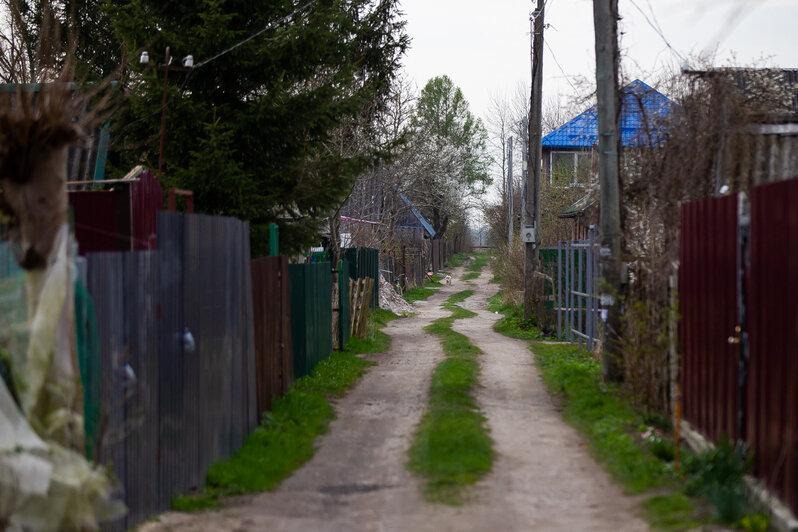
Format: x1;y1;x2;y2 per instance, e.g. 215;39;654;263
408;290;493;505
171;310;399;512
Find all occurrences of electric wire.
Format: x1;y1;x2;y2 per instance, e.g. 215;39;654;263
544;40;578;94
628;0;686;63
113;0;318;140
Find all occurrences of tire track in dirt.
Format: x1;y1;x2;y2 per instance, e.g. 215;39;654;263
449;269;649;531
141;270;465;532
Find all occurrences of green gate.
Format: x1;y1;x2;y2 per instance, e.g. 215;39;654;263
289;262;333;378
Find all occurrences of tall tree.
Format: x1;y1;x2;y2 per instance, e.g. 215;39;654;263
406;75;490;237
105;0;408;255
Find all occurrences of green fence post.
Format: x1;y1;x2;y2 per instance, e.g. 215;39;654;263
269;223;279;256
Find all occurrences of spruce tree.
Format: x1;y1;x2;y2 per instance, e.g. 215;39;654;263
105;0;408;254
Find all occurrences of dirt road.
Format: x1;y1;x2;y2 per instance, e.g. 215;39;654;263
142;266;648;531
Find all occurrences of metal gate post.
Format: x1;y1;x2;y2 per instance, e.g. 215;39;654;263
736;192;750;441
586;234;594;351
557;241;562;340
568;240;574;344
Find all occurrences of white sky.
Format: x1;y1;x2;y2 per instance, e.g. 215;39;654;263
399;0;798;123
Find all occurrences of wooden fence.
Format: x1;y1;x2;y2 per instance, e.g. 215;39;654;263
680;176;798;515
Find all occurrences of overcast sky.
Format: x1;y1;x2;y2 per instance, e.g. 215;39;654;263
399;0;798;123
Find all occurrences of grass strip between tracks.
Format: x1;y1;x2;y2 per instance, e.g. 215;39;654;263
407;290;493;505
171;309;399;512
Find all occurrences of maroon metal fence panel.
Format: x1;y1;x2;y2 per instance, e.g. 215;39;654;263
70;190;131;254
251;256;294;416
130;169;163;250
680;194;739;442
747;177;798;514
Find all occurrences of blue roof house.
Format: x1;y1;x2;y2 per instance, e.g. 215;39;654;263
542;79;674;188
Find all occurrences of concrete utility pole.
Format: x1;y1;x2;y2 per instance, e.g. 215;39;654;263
593;0;624;382
508;136;513;247
524;0;544;321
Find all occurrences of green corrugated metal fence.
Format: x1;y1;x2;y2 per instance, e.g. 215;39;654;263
289;262;333;379
338;260;351;349
343;247;379;309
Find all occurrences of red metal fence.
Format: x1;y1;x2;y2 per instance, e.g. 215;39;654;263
747;178;798;513
680;194;740;443
680;176;798;515
251;256;293;416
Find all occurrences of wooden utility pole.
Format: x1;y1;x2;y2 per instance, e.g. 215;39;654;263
508;135;513;247
524;0;544;321
593;0;623;382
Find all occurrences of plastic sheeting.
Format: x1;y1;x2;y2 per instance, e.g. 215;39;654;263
0;224;124;529
0;377;125;531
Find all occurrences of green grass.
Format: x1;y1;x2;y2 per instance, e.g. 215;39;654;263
403;275;445;303
404;286;438;303
408;290;493;505
444;253;469;268
461;271;479;281
465;252;489;273
171;311;399;511
487;291;554;341
642;493;704;531
339;308;399;356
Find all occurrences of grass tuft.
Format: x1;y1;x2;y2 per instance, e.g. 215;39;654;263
487;291;554;341
444;253;469;268
408;290;493;505
642;493;703;531
404;275;445;303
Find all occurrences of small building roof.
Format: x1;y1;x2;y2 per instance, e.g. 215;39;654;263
399;194;436;238
558;192;596;219
542;80;674;150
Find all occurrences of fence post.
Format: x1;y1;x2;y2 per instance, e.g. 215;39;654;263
586;238;593;351
568;240;574;344
269;223;279;256
557;241;562;340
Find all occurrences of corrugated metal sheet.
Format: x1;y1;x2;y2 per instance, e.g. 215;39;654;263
343;247;380;309
252;256;293;416
289;262;333;379
70;190;131;254
88;211;256;531
747;177;798;514
679;194;739;442
130;169;163;250
542;79;674;149
338;260;351;349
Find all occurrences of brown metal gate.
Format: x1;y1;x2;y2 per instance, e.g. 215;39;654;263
680;177;798;515
680;194;740;442
747;178;798;513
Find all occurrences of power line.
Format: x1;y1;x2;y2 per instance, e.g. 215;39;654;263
114;0;317;141
194;0;318;69
628;0;686;63
544;40;578;94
